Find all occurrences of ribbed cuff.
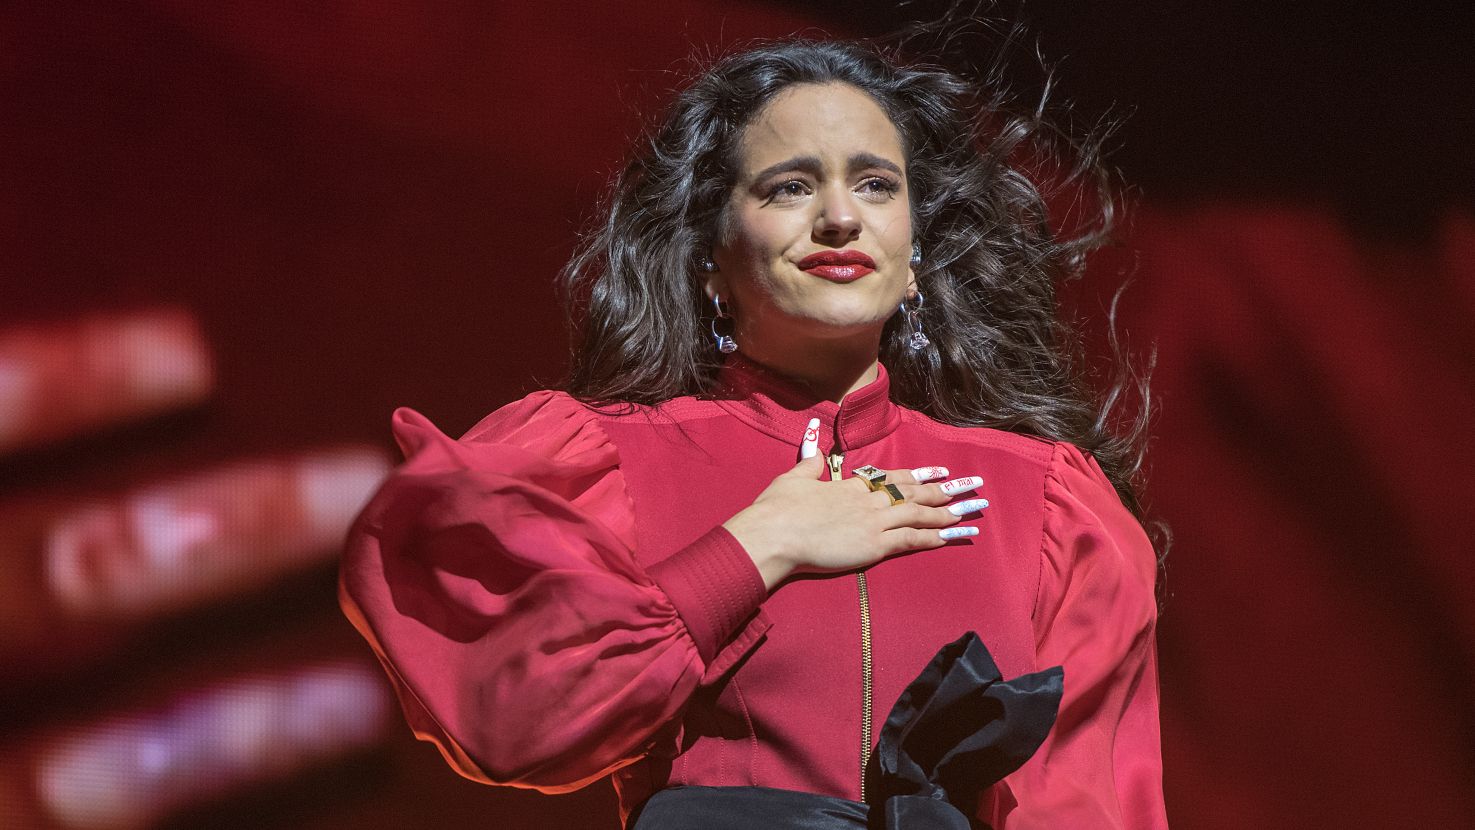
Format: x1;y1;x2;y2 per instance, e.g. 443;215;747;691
647;525;767;665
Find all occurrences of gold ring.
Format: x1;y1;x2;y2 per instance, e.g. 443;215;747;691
853;464;887;492
882;483;905;505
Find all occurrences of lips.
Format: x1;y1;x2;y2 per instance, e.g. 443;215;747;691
797;249;876;282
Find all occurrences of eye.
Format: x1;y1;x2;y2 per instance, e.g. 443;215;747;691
857;177;901;200
764;179;811;202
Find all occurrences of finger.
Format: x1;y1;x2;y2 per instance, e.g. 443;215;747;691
886;482;951;507
908;466;950;484
880;524;978;553
880;466;949;486
945;498;990;517
877;466;915;485
789;451;825;479
798;417;820;459
877;503;959;531
865;486;902;509
939;476;984;496
875;481;987;508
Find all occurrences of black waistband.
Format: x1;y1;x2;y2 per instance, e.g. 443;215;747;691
631;786;869;830
629;632;1063;830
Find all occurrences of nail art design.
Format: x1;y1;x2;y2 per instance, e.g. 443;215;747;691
939;476;983;496
946;498;990;517
939;526;979;540
800;417;820;459
910;466;949;483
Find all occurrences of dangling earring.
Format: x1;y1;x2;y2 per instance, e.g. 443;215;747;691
910;241;923;267
710;294;738;354
900;291;929;351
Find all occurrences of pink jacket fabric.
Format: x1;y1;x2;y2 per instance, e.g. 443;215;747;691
340;357;1167;828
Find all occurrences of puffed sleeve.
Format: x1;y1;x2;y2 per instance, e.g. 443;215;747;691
338;392;771;792
992;442;1167;828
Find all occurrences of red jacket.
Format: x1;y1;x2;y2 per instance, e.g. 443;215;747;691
340;357;1167;828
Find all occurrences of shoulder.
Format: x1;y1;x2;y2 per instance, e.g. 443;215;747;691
901;409;1121;492
902;408;1057;469
459;390;718;436
902;409;1141;539
1043;441;1121;506
1039;440;1157;596
458;390;593;440
389;390;618;469
377;391;636;541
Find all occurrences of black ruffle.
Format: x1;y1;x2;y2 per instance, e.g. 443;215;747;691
630;632;1063;830
873;631;1064;827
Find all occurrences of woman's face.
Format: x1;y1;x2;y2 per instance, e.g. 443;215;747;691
709;82;914;349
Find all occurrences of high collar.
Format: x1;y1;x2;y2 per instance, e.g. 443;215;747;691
711;354;904;454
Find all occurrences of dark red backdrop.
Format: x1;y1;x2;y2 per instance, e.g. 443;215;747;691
4;1;1472;827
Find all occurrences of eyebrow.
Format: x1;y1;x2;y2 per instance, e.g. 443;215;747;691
750;152;904;183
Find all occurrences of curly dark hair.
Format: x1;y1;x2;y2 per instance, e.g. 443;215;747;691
559;34;1162;551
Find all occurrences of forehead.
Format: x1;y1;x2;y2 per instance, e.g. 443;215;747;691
735;82;905;174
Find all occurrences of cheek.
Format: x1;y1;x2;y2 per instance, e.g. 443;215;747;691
873;203;912;246
714;211;781;303
888;214;912;245
729;208;801;258
723;196;910;255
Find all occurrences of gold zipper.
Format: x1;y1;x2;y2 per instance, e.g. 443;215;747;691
856;570;873;802
827;451;873;802
826;453;844;480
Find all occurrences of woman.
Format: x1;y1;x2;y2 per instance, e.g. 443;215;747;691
341;36;1166;829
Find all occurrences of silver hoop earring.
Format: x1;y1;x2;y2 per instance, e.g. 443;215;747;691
710;294;738;354
909;242;923;267
900;291;929;351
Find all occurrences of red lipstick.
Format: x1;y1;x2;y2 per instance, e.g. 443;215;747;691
797;249;876;283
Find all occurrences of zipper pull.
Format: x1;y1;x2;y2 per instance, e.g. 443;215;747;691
826;452;845;482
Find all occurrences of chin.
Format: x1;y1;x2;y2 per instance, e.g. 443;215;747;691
790;305;896;335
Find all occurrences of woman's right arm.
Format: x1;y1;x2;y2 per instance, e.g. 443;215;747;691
340;395;969;792
339;394;771;793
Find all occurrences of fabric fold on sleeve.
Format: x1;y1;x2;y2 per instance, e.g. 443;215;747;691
990;442;1168;830
647;524;768;667
339;392;768;794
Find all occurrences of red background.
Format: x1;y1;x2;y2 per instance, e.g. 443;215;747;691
4;1;1473;827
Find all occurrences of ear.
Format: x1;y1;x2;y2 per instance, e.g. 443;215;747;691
702;246;728;299
904;268;917;302
703;273;727;301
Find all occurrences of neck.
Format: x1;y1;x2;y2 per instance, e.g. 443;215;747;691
736;328;880;403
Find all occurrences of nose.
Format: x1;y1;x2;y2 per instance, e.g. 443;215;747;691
812;183;861;244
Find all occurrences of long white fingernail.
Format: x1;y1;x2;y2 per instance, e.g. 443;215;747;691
911;466;949;483
947;498;990;516
800;417;820;459
939;526;979;540
939;476;983;496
